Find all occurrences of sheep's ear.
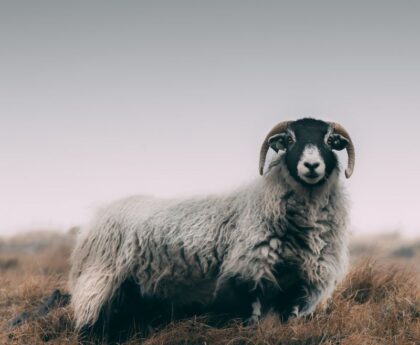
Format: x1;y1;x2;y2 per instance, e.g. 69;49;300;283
330;134;349;151
268;133;288;152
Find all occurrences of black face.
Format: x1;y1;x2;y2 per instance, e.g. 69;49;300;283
268;118;348;186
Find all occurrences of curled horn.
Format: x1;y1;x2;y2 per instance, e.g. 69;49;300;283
329;122;355;178
259;121;292;175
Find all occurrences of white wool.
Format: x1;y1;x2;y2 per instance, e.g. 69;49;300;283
69;156;349;329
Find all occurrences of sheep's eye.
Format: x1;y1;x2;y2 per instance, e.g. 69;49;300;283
287;136;294;145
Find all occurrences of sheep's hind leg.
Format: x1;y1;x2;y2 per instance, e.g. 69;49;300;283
78;312;110;345
77;277;144;344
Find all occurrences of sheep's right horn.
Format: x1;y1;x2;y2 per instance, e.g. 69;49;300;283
329;122;355;178
259;121;292;175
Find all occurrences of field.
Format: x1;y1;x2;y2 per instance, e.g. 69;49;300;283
0;231;419;345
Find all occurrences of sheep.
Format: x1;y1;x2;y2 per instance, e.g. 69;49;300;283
69;117;355;343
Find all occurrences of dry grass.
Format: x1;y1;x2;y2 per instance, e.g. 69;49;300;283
0;232;419;345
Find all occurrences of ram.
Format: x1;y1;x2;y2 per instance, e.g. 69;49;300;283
69;118;355;343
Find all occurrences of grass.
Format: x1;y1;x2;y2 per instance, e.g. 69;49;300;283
0;232;419;345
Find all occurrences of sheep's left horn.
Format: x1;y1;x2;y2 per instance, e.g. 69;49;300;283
259;121;292;175
329;122;355;178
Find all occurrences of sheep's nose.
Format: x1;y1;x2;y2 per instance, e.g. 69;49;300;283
304;162;320;170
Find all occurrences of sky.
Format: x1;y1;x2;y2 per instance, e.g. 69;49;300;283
0;1;419;237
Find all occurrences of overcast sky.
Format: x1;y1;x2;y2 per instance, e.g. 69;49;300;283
0;1;419;237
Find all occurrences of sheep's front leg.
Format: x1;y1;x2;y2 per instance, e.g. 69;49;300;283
293;287;324;317
246;298;262;325
245;237;283;324
281;285;324;322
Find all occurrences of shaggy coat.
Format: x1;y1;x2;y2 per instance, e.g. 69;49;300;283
69;154;349;335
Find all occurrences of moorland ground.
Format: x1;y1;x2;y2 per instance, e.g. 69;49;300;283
0;231;419;345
